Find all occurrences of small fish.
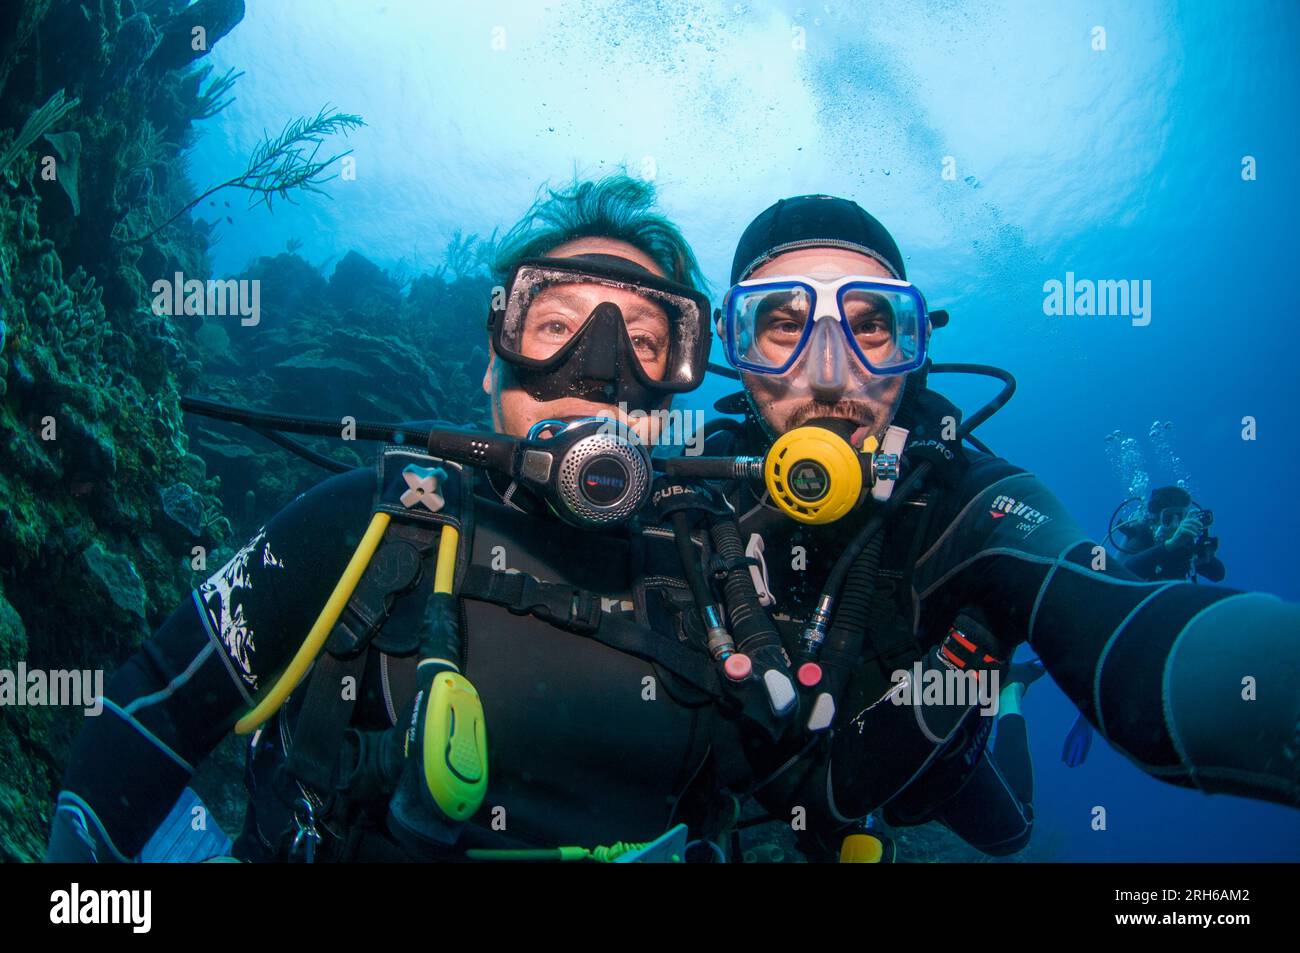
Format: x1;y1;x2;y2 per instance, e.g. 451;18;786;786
226;216;233;224
70;481;96;498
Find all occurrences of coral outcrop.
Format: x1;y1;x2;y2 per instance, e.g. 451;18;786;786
0;0;489;859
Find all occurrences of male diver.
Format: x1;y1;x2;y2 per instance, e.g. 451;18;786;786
46;175;761;862
698;194;1298;859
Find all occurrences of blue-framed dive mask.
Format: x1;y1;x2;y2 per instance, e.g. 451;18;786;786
722;275;929;377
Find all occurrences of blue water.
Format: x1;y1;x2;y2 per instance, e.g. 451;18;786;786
188;0;1300;861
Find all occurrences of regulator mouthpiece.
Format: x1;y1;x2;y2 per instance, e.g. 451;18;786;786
763;426;865;525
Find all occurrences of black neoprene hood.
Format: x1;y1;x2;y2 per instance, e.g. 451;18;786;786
730;194;907;284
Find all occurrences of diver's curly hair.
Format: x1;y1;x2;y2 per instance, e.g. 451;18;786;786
492;172;706;292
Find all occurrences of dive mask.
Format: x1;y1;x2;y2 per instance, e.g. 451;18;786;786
723;274;929;377
488;254;712;412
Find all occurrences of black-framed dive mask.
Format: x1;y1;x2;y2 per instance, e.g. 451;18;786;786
486;254;712;412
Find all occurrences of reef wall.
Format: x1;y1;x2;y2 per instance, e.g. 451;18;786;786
0;0;490;860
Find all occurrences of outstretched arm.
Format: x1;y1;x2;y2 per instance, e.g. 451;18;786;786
923;469;1298;808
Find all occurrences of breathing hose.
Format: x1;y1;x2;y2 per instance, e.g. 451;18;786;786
817;528;887;701
670;511;736;661
708;516;784;661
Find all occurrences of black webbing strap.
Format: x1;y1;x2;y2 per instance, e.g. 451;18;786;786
461;564;603;634
286;650;370;797
326;523;438;658
459;564;722;698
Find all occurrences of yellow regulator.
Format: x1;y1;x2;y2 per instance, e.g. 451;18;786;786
763;426;865;525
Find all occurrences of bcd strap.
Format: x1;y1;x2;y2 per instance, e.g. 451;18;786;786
327;448;473;658
286;650;370;798
287;447;474;805
462;564;603;634
459;565;723;699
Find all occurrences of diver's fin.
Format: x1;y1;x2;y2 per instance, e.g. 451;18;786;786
1008;657;1046;689
1061;713;1094;768
139;787;232;862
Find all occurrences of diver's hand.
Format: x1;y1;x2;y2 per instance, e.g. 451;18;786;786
1164;514;1205;549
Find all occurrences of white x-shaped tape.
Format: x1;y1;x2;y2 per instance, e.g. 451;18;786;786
400;464;447;513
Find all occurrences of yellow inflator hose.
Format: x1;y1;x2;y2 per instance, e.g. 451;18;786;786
234;512;393;735
433;524;458;594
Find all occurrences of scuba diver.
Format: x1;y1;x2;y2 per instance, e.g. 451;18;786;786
1059;484;1227;769
1115;485;1225;583
46;183;1300;866
46;174;767;863
692;194;1298;859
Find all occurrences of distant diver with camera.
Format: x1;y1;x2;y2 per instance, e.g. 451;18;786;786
1110;485;1225;584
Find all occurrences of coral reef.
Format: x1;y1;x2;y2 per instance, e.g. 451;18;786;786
0;0;240;861
0;0;494;859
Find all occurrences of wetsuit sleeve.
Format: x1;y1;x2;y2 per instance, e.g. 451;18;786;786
47;468;376;862
913;468;1300;808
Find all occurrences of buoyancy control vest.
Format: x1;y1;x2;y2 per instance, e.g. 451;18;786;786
706;384;1010;822
241;444;723;861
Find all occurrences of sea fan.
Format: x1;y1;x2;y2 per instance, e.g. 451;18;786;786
119;106;365;246
0;89;81;178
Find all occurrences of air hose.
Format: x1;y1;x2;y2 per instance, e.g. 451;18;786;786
235;511;392;735
660;487;800;732
1104;496;1148;555
671;511;735;661
797;464;931;663
182;396;434;447
252;426;353;475
705;512;800;729
816;528;886;703
709;516;784;662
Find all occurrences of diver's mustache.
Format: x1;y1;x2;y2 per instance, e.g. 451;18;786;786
788;400;876;429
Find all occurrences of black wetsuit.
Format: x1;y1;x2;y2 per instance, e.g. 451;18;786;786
720;442;1039;855
47;397;1300;862
708;390;1298;857
48;453;739;861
